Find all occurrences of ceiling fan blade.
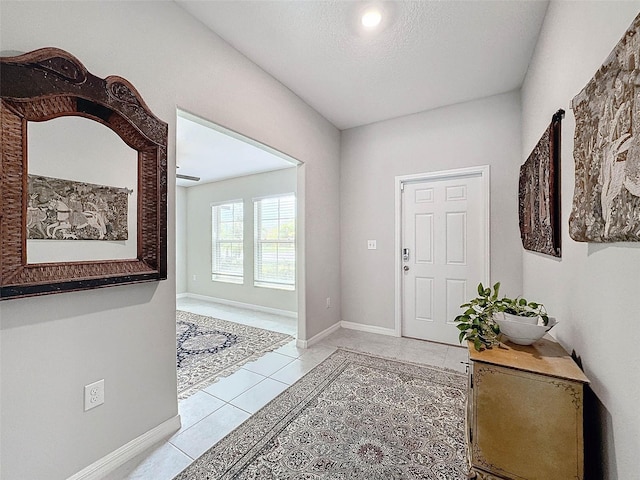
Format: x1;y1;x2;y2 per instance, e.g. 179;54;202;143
176;173;201;182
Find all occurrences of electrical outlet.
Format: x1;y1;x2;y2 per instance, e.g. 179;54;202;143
192;274;197;281
326;297;331;309
84;379;104;411
367;240;377;250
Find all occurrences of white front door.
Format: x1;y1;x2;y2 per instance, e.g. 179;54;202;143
401;169;488;345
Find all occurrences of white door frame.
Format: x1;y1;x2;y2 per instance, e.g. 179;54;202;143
394;165;491;338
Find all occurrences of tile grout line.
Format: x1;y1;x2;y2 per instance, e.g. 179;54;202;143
168;440;198;461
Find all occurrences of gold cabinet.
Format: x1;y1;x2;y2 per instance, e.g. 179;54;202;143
466;336;589;480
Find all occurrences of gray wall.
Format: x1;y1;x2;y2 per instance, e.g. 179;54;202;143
340;92;524;330
521;3;640;478
185;169;297;312
0;2;340;479
176;186;188;295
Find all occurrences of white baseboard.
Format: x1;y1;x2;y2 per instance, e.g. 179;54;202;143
340;321;398;337
296;320;397;349
296;322;341;348
176;292;188;299
67;415;181;480
180;293;297;319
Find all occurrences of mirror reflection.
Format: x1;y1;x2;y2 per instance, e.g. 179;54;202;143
27;116;138;264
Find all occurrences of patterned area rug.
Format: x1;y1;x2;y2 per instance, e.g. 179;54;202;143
177;310;294;400
175;349;468;479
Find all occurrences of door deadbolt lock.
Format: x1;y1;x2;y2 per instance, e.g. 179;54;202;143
403;248;410;261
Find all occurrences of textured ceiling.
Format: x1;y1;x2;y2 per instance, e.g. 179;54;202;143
177;0;549;130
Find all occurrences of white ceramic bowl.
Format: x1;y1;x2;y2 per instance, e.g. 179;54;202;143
503;312;539;325
495;316;558;346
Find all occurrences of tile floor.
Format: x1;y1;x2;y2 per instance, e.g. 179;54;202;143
104;299;469;480
177;296;298;336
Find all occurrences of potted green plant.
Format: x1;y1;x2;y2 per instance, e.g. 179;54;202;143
455;282;554;350
454;282;503;351
498;296;549;326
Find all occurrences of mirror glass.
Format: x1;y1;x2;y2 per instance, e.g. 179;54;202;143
27;117;138;263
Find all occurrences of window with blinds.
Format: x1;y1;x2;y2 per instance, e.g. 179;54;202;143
211;201;244;283
254;194;295;290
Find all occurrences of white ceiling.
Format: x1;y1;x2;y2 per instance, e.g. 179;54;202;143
177;0;549;130
176;112;296;187
175;1;548;185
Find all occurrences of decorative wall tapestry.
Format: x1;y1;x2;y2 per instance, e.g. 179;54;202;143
519;110;564;257
27;175;131;241
569;13;640;242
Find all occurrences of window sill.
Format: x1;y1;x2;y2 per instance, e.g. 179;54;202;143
211;275;244;285
254;282;295;291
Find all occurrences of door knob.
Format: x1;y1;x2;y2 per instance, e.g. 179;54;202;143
403;266;409;271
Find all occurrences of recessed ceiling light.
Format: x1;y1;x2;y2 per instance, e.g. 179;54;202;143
361;9;382;29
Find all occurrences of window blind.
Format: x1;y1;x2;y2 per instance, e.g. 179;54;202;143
211;201;243;282
254;194;295;288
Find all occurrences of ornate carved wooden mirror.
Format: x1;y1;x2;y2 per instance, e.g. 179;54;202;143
0;48;167;299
